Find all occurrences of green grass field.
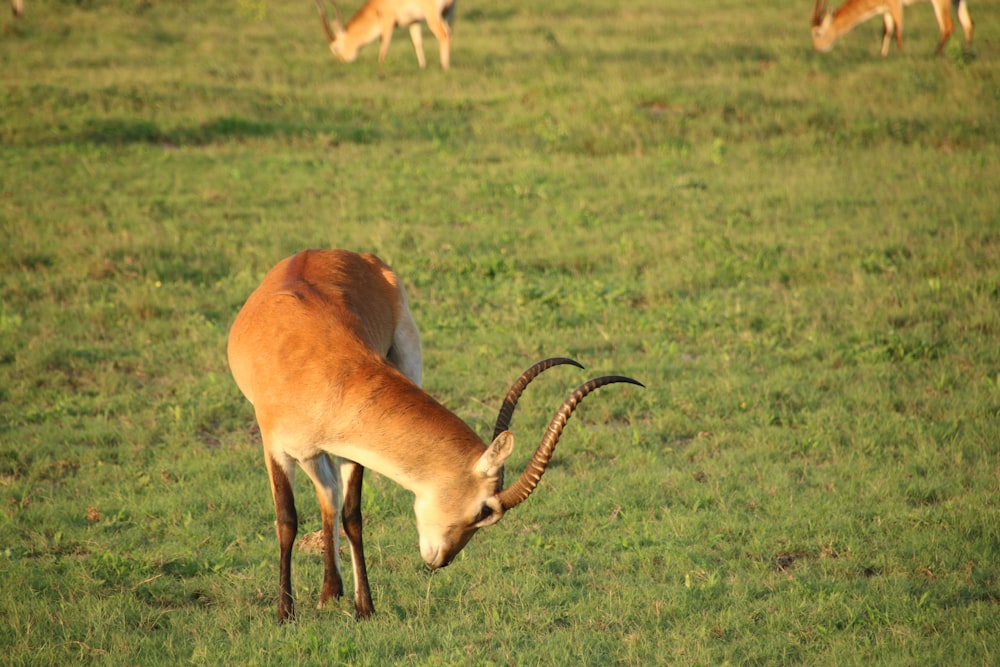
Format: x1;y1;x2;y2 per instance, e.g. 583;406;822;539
2;0;999;664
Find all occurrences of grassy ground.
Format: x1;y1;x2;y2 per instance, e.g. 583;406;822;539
1;0;999;664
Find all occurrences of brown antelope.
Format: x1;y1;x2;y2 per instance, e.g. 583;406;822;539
811;0;973;56
313;0;456;69
11;0;23;17
227;249;642;622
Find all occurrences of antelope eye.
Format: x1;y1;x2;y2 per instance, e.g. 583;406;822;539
474;505;494;524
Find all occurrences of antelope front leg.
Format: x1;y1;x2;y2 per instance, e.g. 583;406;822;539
266;454;299;623
881;13;895;56
424;16;451;69
341;460;375;618
956;1;974;46
377;18;395;64
930;0;954;54
890;5;904;53
408;24;427;68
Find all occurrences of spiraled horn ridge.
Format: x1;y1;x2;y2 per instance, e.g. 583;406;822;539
491;357;584;441
313;0;336;43
497;375;644;510
811;0;829;26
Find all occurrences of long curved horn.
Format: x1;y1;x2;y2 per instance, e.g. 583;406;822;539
496;375;644;510
329;0;345;28
312;0;342;42
811;0;828;27
492;357;584;441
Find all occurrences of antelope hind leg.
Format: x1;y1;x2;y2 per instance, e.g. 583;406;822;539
300;454;345;608
265;452;299;623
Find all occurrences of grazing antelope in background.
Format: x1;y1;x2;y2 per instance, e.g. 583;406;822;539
227;249;642;622
11;0;23;17
811;0;973;56
313;0;457;69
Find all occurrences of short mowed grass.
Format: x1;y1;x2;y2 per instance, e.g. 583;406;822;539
1;0;999;664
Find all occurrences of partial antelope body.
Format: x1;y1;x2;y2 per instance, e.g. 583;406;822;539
227;249;642;622
811;0;973;56
11;0;23;17
313;0;456;69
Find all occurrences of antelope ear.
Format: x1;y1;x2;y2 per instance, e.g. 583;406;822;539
476;431;514;477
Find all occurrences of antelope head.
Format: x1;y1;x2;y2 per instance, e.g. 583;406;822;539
313;0;358;62
415;359;643;570
811;0;836;52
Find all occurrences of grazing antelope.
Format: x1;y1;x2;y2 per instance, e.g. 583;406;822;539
811;0;974;56
227;249;642;622
313;0;456;69
11;0;23;17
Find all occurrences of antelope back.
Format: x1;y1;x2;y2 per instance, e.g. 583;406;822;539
227;249;411;414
